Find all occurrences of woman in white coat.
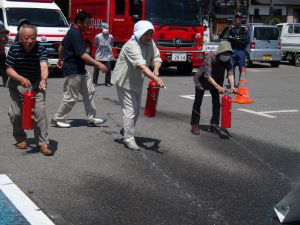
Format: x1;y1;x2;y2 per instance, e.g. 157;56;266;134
112;20;165;150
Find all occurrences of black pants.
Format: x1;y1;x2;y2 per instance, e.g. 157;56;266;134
0;55;8;86
190;87;220;125
93;61;111;85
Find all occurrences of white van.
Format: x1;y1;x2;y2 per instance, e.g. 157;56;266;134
277;23;300;66
0;0;69;67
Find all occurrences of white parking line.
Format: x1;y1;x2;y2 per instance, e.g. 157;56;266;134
237;109;276;118
0;174;55;225
179;94;211;100
247;69;273;72
259;110;299;114
237;108;299;118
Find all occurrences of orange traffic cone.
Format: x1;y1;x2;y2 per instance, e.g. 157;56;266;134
232;67;255;104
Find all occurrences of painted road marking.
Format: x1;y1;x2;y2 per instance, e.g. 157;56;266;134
247;69;273;72
237;108;299;118
0;174;55;225
179;94;211;100
259;110;299;114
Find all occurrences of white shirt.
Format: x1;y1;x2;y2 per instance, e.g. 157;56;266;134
94;33;114;61
112;38;162;94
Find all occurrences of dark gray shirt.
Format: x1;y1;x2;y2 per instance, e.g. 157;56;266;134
193;52;233;90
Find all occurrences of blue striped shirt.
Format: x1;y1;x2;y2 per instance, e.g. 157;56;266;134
5;42;48;84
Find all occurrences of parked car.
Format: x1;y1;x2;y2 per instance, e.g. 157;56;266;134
220;24;282;67
277;23;300;66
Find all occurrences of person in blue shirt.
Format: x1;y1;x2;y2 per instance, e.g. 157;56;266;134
52;11;108;128
227;12;249;86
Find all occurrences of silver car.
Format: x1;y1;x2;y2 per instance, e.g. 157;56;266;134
246;24;282;67
220;24;282;67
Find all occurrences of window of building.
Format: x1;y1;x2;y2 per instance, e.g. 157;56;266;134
294;9;300;23
129;0;142;16
115;0;125;15
254;9;259;16
273;9;282;18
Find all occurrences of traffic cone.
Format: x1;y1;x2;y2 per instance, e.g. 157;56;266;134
232;67;255;104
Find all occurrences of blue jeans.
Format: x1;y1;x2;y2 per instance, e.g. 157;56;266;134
231;49;246;85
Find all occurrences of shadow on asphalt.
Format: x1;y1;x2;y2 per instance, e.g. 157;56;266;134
247;63;272;68
200;124;231;139
159;67;195;77
69;119;109;128
23;138;58;155
114;136;163;154
68;127;299;225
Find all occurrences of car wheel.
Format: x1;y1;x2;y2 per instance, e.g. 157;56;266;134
245;54;252;67
295;54;300;67
177;63;193;74
270;61;280;67
288;59;295;65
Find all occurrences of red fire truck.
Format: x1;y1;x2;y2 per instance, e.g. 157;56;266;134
70;0;205;74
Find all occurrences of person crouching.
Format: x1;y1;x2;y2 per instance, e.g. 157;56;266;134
190;41;237;135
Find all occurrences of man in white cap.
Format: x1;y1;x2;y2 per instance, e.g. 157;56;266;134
112;20;165;150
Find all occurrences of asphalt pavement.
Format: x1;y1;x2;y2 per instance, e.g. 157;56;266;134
0;63;299;225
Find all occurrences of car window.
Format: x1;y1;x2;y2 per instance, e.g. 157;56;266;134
6;8;68;27
287;25;293;34
254;27;279;40
293;24;300;34
0;9;3;23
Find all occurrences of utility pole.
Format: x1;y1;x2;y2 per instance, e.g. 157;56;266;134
236;0;241;13
246;0;251;24
269;0;274;24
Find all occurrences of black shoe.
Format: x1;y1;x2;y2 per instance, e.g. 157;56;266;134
105;83;112;87
210;124;221;135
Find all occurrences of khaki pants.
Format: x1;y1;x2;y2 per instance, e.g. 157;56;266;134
116;86;141;141
8;84;49;146
53;73;97;121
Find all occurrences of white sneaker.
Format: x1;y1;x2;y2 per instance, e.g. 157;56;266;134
87;117;107;127
51;119;71;128
124;138;140;150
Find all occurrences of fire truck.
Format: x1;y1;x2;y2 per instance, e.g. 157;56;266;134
70;0;206;74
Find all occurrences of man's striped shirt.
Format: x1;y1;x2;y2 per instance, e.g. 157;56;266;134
5;42;48;84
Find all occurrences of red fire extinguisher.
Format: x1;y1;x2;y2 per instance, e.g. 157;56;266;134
22;85;36;130
221;91;231;129
144;80;160;117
